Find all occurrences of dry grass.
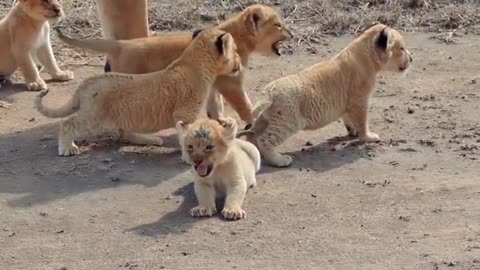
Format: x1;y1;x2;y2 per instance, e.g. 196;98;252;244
0;0;479;62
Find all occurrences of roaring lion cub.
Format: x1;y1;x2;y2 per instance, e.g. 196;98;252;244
239;23;413;167
0;0;73;91
56;4;293;124
176;117;260;220
35;28;241;156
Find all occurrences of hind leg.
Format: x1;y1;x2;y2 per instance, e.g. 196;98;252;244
120;131;163;146
342;114;358;137
254;110;299;167
58;116;92;156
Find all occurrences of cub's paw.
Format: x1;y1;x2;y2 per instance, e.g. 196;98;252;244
27;79;48;91
270;154;293;168
222;205;246;220
218;117;237;129
190;205;217;217
360;132;380;142
180;152;191;165
52;70;74;81
58;142;80;156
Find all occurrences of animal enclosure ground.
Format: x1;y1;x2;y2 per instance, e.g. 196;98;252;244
0;1;480;270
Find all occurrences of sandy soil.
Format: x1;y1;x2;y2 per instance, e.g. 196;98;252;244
0;32;479;270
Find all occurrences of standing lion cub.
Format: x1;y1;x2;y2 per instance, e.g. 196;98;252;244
0;0;73;90
239;23;413;167
177;117;260;220
35;28;241;156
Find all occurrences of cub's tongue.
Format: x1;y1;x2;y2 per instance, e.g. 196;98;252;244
196;164;209;176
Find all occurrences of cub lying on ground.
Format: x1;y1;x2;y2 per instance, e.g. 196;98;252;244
56;4;293;124
35;28;241;156
0;0;73;91
176;117;260;220
238;23;413;167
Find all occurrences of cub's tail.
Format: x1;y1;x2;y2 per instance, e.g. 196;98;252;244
56;29;121;56
35;90;80;118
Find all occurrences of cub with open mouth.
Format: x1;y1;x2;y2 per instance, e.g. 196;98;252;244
176;117;261;220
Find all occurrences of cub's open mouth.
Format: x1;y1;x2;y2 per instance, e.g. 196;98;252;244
194;163;213;177
272;41;281;56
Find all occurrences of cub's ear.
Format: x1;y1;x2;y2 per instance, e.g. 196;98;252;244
245;7;265;35
375;27;392;51
215;33;233;56
218;117;238;141
192;29;203;39
175;121;189;137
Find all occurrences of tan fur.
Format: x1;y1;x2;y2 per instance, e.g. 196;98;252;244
56;4;293;124
240;23;414;167
0;0;73;91
176;117;260;220
34;29;242;156
94;0;149;40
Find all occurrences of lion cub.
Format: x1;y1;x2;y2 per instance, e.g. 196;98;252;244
239;23;413;167
35;28;241;156
177;117;260;220
0;0;73;91
55;4;293;124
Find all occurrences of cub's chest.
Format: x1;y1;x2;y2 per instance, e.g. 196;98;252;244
29;23;49;50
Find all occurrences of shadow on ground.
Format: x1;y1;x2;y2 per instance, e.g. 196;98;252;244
0;122;188;208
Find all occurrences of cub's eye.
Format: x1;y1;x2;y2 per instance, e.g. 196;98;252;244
400;47;405;51
205;145;215;151
187;145;193;152
274;23;281;28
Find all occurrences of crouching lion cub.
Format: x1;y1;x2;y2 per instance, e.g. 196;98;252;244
176;117;260;220
35;28;241;156
0;0;73;91
239;23;413;167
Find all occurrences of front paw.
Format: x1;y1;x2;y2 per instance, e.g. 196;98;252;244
269;154;293;168
218;117;237;128
360;132;380;142
27;79;48;91
222;205;246;220
52;70;74;81
190;205;217;217
180;152;191;165
58;142;80;156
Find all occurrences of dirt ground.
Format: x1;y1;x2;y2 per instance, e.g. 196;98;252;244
0;31;479;270
1;0;480;269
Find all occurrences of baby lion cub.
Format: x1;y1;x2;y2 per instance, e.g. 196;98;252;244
176;117;260;220
35;28;241;156
0;0;73;90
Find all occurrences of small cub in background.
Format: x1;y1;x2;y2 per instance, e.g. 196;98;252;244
177;117;260;220
0;0;73;90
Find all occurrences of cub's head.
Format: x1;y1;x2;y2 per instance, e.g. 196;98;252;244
18;0;63;22
191;29;242;77
176;117;238;178
239;4;293;57
365;23;413;73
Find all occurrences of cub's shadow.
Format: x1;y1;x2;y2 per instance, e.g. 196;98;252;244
128;182;234;237
0;122;188;208
257;135;369;175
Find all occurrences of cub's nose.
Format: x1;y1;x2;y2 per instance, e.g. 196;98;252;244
53;6;61;15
